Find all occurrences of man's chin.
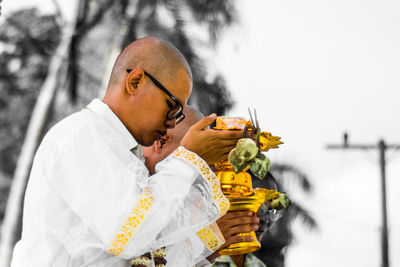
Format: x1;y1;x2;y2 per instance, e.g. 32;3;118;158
139;132;168;147
139;141;153;147
139;136;157;147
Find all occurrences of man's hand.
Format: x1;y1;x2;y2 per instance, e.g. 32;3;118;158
180;114;242;164
206;211;261;263
217;211;260;249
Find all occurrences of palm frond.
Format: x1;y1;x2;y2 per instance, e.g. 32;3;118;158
192;75;234;115
271;163;313;192
185;0;237;44
287;202;318;230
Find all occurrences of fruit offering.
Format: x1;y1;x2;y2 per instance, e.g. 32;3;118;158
228;137;272;179
235;138;258;161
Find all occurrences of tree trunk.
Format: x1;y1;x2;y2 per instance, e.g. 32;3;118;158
0;18;76;267
98;1;138;98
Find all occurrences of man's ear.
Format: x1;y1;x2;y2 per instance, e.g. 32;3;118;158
125;68;144;95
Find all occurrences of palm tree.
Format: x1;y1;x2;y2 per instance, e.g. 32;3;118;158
0;1;238;266
1;3;315;267
64;0;237;116
0;5;79;265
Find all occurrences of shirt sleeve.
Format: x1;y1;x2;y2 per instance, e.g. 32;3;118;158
45;123;228;260
164;231;215;267
119;147;229;258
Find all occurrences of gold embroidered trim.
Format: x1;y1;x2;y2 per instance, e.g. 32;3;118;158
152;248;167;257
108;187;154;256
172;146;230;216
196;222;225;252
130;248;167;267
130;256;151;265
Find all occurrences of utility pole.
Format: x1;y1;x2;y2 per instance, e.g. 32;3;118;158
326;133;400;267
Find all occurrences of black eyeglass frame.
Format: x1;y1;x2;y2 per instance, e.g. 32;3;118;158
127;69;185;124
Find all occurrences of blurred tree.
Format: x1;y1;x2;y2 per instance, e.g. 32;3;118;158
65;0;236;115
0;8;66;266
0;1;238;266
0;0;3;17
0;8;61;222
0;2;316;267
252;164;317;267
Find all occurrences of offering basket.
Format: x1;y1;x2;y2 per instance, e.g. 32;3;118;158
213;117;283;255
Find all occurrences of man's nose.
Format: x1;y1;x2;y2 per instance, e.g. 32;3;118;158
165;118;176;129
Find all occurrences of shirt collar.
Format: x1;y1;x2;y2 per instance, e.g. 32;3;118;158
131;146;145;163
87;99;139;151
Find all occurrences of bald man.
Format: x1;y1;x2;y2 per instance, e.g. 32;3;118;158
11;37;242;267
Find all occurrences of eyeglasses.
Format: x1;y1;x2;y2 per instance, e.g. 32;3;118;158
127;69;185;124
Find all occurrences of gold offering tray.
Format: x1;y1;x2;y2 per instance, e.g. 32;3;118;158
214;117;284;152
219;188;280;255
214;114;284;256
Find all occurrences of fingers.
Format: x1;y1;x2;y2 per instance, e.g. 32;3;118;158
207;142;239;163
211;149;232;163
217;212;260;235
223;234;254;248
220;211;253;220
204;131;242;152
228;216;260;228
228;224;259;235
191;114;217;130
208;129;243;140
217;212;261;251
217;138;240;147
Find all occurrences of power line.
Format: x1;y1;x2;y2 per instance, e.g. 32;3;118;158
326;132;400;267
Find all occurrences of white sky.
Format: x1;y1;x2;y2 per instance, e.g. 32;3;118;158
214;1;400;266
2;0;400;266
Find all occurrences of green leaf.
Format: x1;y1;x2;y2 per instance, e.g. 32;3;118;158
249;153;271;179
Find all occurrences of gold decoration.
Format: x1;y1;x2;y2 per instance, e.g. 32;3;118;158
214;117;251;130
172;146;230;216
215;116;284;152
213;115;285;255
259;132;284;151
108;187;154;256
130;256;151;266
130;248;167;267
196;223;225;252
152;248;167;258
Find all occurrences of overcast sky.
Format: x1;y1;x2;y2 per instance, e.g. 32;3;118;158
2;0;400;266
215;1;400;266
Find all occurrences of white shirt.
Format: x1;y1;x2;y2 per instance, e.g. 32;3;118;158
11;99;228;267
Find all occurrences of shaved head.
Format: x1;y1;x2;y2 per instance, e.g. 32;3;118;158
102;36;193;146
107;36;192;92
